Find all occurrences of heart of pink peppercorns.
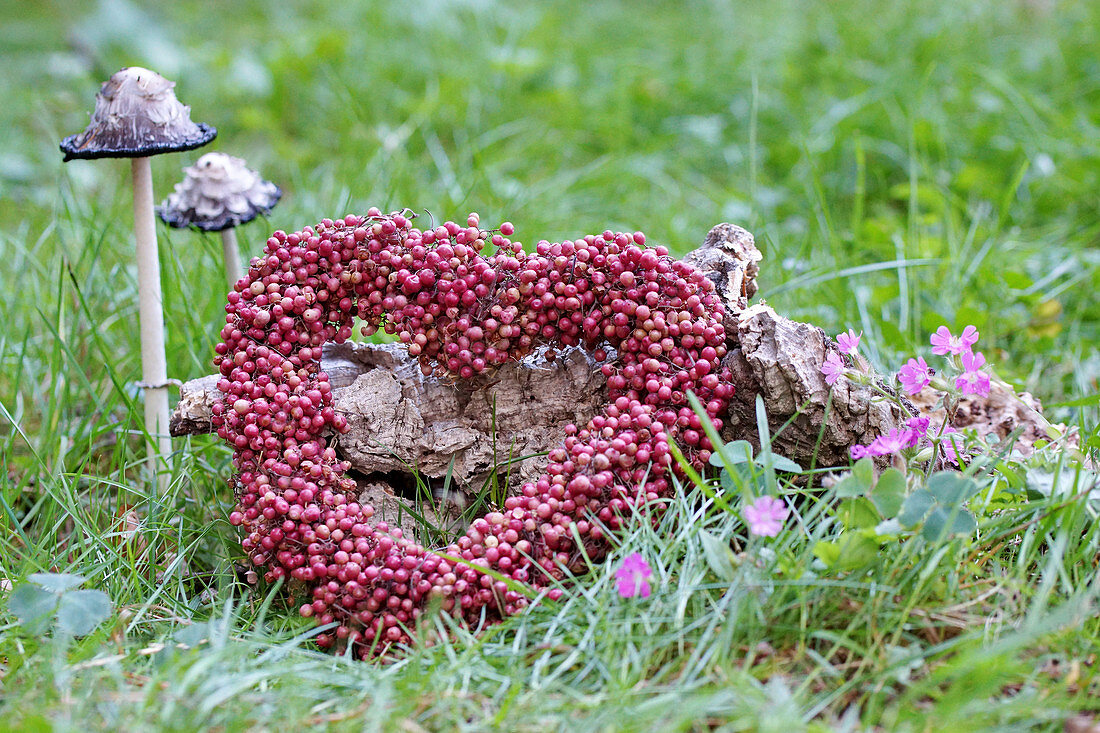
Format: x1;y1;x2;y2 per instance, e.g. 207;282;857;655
213;210;734;657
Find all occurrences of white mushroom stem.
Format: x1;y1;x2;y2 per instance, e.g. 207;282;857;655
219;227;243;289
131;156;172;491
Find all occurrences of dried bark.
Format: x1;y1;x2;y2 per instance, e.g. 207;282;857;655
172;339;608;537
171;374;219;436
329;339;607;490
681;224;912;467
908;380;1069;457
681;222;762;335
721;304;913;467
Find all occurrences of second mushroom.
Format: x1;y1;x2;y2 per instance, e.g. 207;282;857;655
158;152;281;289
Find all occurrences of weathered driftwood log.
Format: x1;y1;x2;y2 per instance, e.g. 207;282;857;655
171;224;908;473
171;223;936;528
683;223;911;467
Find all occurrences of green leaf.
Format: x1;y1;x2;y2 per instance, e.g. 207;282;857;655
1001;271;1032;290
712;440;754;466
948;509;977;535
56;589;112;636
754;395;772;456
927;472;980;505
833;474;866;499
836;530;881;570
698;529;736;582
1047;392;1100;408
813;541;840;568
852;458;874;487
920;506;977;542
8;583;58;632
174;621;215;648
920;506;948;541
899;489;935;527
871;469;906;517
874;518;903;536
759;452;802;473
840;498;880;530
9;714;50;733
28;573;86;594
995;463;1026;493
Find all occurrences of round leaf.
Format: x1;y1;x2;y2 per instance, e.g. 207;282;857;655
840;498;881;530
927;472;980;506
920;506;977;542
712;440;754;466
29;573;86;594
8;582;59;632
812;541;841;569
899;489;935;528
871;469;906;517
759;452;803;474
833;474;867;499
56;589;113;636
852;458;874;487
698;529;736;582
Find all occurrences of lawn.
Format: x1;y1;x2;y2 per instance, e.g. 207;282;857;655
1;0;1099;730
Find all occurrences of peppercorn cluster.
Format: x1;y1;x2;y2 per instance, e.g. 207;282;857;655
214;210;733;656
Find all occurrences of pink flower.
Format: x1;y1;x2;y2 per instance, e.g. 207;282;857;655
936;428;966;466
930;325;979;356
743;496;790;537
960;349;985;371
615;552;652;598
897;356;932;395
850;444;871;460
955;349;991;397
868;428;913;456
836;329;862;356
943;438;967;466
822;352;846;385
906;416;930;446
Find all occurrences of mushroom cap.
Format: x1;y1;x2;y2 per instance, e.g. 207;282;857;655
157;152;282;232
60;67;216;161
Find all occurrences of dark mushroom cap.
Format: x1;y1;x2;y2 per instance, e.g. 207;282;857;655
157;152;282;232
60;67;216;161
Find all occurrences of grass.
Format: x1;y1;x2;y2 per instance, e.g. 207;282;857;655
1;0;1099;729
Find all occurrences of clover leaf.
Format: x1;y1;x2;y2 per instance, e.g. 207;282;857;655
7;573;113;637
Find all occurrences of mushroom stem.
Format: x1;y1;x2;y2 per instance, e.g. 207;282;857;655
219;227;243;289
131;156;172;491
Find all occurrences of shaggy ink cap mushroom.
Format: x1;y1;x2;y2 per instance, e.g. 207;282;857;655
158;152;281;287
60;66;216;160
59;66;216;492
158;152;281;232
